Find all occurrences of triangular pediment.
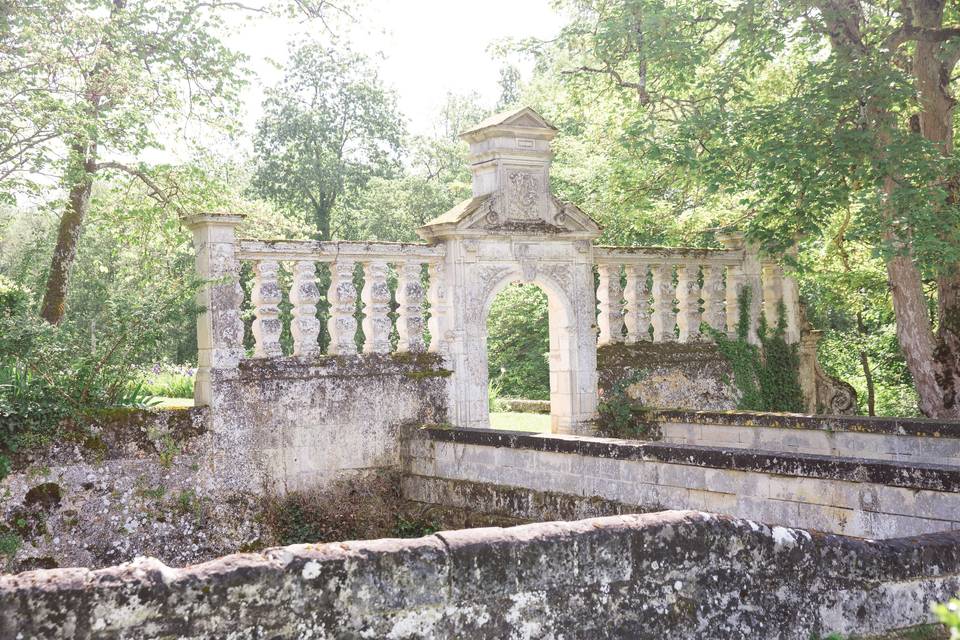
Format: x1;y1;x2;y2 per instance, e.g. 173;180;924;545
461;106;557;137
418;194;601;242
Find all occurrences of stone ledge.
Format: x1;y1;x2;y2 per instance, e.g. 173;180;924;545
651;409;960;439
419;427;960;493
3;510;960;638
235;352;450;380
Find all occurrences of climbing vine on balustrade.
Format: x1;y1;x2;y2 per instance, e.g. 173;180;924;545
709;287;804;413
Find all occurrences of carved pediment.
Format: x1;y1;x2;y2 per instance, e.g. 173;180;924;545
461;106;557;138
418;194;601;241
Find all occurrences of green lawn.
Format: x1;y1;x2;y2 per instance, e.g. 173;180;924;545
489;411;551;432
153;397;195;410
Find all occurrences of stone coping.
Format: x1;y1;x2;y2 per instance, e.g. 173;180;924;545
419;427;960;493
234;352;450;380
4;509;959;591
648;409;960;439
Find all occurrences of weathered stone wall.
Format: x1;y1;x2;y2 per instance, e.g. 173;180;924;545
0;407;265;573
200;352;450;494
597;343;741;410
0;355;450;571
405;427;960;538
2;510;958;639
653;409;960;465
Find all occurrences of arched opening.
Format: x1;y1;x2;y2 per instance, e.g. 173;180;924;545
476;276;579;433
486;283;551;432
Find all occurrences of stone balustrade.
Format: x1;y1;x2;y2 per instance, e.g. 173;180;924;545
594;241;801;346
235;239;447;359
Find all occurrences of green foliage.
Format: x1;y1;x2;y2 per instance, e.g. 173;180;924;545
0;264;200;479
712;288;804;413
252;43;405;240
486;284;550;400
140;365;195;399
596;372;654;439
934;598;960;639
391;517;440;539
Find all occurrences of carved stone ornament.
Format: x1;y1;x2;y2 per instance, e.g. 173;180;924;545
521;260;537;282
553;211;567;227
506;171;541;220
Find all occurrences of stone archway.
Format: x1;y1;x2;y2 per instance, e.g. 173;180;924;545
476;269;581;432
418;107;602;434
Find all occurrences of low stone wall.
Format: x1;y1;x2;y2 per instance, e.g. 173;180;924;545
597;342;741;411
0;407;265;572
2;510;958;639
0;355;451;572
405;427;960;538
653;409;960;465
202;353;450;494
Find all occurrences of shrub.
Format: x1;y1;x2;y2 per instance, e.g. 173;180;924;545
596;372;655;439
139;364;196;399
0;274;200;479
935;598;960;638
710;287;804;413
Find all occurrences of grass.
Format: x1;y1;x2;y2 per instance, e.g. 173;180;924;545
154;397;195;410
489;411;551;432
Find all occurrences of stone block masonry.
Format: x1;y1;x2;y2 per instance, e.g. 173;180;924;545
654;409;960;465
2;511;958;639
405;426;960;538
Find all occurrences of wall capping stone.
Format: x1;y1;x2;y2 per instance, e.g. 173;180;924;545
650;408;960;439
3;510;960;638
419;426;960;492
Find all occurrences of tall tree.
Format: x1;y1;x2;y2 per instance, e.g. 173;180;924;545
0;0;339;324
251;44;404;240
537;0;960;418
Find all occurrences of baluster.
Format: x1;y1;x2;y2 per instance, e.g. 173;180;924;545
623;264;651;343
762;261;784;332
596;263;624;345
361;260;391;354
701;264;726;333
651;263;676;342
396;260;426;352
725;264;745;339
427;260;449;354
676;264;702;342
782;271;802;344
327;259;358;355
290;260;320;357
251;260;283;358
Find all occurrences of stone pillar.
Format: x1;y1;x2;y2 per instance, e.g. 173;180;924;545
719;232;761;345
427;260;451;355
761;261;784;332
650;263;676;342
327;259;358;355
361;260;391;354
290;261;321;357
184;213;245;407
701;264;726;333
676;264;702;343
596;263;624;346
251;260;283;358
799;329;822;414
623;264;651;343
396;260;426;353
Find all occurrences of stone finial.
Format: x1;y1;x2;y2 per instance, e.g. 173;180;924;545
460;106;557;223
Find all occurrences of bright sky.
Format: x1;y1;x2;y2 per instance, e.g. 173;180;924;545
231;0;566;137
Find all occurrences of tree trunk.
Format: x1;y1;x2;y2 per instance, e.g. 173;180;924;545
904;0;960;416
886;251;947;416
856;312;876;416
40;144;96;325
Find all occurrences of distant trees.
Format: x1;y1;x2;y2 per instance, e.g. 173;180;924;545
251;45;405;241
0;0;251;324
528;0;960;417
